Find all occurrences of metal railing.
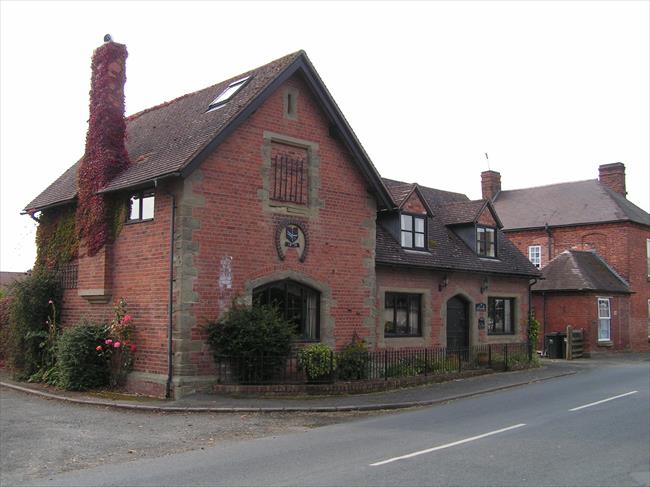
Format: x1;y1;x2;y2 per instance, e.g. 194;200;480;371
213;342;530;385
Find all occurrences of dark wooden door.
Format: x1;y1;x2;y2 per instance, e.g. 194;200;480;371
447;297;469;350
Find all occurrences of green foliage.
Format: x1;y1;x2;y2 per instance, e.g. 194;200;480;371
206;304;295;382
383;355;458;378
0;297;12;364
298;344;336;382
34;206;78;272
528;317;541;350
6;271;62;378
336;338;370;380
56;321;110;391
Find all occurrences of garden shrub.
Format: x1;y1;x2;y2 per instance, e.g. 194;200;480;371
206;304;295;382
56;321;110;390
6;271;62;378
336;338;370;380
298;344;336;382
0;296;12;365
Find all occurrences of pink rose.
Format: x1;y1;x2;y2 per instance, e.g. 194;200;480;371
130;344;137;353
105;339;113;345
114;341;121;348
96;345;102;351
48;300;53;305
122;315;133;324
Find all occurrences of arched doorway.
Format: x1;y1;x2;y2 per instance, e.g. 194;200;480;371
447;296;469;350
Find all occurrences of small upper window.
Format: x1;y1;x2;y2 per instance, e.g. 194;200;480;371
477;226;496;257
208;76;251;111
400;214;426;249
528;245;541;268
127;190;155;222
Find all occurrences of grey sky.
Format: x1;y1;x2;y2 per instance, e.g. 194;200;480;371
1;1;648;272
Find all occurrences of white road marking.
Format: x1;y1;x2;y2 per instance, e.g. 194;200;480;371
369;423;527;467
569;391;638;412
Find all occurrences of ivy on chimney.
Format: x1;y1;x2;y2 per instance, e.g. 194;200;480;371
76;40;130;256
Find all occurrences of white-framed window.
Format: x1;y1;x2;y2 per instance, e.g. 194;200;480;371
528;245;541;268
127;190;155;222
598;298;611;342
400;214;426;250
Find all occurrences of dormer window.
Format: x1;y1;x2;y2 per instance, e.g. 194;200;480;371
476;226;496;257
401;214;426;249
207;76;251;111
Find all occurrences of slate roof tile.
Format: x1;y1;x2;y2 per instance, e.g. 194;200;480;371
493;180;649;229
532;250;630;293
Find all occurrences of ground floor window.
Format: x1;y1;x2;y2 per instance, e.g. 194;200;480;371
598;298;611;342
488;297;515;335
253;280;319;341
384;293;421;337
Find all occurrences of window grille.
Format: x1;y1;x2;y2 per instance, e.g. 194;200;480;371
271;153;306;204
57;262;78;289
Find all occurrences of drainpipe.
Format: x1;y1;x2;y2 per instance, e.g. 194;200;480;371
155;179;176;399
542;291;547;354
528;278;538;360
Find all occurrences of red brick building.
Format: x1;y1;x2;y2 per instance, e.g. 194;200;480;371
482;165;650;354
24;41;539;397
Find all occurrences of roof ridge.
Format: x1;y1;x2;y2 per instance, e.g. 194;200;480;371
501;178;597;193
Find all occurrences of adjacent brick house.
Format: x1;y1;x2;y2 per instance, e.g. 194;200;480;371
24;40;539;398
482;165;650;353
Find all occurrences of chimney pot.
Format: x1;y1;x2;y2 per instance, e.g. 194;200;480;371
598;162;626;197
481;170;501;201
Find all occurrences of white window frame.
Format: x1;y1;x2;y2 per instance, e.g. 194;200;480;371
597;297;611;342
528;245;541;268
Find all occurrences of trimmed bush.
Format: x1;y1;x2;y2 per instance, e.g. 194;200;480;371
6;271;62;378
298;344;336;382
336;338;370;380
56;322;110;390
206;304;295;382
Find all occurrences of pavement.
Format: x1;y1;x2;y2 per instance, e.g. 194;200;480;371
0;358;592;412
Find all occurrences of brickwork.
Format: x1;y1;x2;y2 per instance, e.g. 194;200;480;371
532;292;631;353
481;170;501;201
402;191;427;215
510;221;649;352
477;207;497;226
176;74;378;388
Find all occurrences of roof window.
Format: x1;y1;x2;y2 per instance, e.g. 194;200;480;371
207;76;251;111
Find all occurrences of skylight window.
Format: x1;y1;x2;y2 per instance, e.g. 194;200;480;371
207;76;251;111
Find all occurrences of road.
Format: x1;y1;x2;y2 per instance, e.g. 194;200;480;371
4;359;650;487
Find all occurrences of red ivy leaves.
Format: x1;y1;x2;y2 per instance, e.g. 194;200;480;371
76;42;130;256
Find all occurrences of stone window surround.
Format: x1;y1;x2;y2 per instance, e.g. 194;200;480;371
484;292;521;344
260;131;322;219
377;286;431;348
244;270;335;347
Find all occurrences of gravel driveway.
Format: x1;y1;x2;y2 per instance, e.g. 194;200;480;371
0;387;369;486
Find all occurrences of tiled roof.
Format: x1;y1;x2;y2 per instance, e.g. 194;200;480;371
383;178;468;207
532;250;630;293
25;51;394;212
377;180;540;277
493;179;649;230
436;200;489;226
0;271;30;290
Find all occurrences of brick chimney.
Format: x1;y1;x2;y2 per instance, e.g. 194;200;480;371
76;35;129;304
598;162;626;197
481;170;501;201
